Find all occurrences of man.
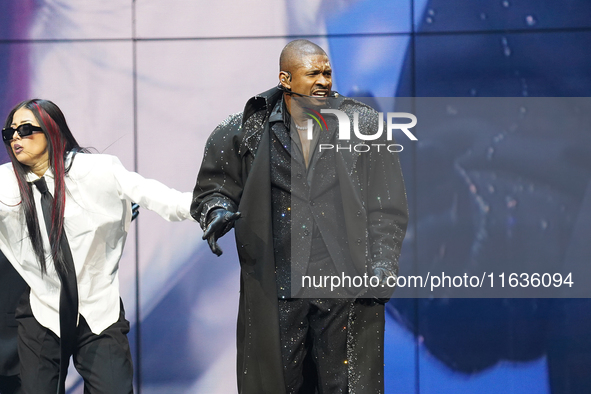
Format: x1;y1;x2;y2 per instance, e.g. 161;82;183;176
0;251;27;394
192;39;408;393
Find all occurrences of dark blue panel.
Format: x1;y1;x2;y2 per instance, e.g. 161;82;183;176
409;31;591;97
414;0;591;33
394;4;591;389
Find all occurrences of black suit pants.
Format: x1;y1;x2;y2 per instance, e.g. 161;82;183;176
16;293;133;394
278;297;352;394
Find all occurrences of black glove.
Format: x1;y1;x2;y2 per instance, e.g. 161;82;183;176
372;266;397;303
202;209;241;256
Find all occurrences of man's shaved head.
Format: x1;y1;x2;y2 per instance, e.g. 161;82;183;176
280;39;327;73
278;39;332;114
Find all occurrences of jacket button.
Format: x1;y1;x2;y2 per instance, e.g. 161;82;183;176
310;201;315;207
304;229;310;236
356;238;362;244
356;210;361;216
296;173;303;179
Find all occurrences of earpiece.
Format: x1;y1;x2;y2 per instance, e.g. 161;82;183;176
280;71;292;82
280;71;290;90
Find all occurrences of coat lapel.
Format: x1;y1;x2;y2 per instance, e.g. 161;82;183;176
240;87;283;158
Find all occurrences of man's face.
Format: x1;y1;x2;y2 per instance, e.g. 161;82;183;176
290;54;332;98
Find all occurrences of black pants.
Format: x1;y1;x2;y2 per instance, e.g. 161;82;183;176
0;375;21;394
16;294;133;394
278;298;351;394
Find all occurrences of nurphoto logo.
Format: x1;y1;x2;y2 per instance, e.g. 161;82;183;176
302;109;418;153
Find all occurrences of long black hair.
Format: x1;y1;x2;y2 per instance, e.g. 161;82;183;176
4;99;81;275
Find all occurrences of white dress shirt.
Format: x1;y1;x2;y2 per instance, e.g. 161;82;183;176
0;153;194;336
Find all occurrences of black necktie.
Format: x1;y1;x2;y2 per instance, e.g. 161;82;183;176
33;177;78;394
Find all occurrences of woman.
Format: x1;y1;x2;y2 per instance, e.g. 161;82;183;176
0;99;194;394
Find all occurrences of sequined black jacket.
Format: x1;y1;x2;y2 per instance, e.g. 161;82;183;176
191;87;408;394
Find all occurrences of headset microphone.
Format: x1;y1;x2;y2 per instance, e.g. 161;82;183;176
277;83;337;98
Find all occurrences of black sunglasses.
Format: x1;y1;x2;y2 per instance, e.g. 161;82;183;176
2;124;44;143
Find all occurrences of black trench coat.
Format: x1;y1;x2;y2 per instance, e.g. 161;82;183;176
192;87;408;394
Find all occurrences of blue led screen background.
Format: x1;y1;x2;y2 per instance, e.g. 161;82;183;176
0;1;590;393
